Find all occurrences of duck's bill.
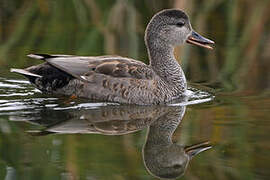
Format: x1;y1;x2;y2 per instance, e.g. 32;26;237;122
185;141;212;158
186;31;215;50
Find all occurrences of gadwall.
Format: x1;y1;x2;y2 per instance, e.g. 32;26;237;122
11;9;214;105
25;104;211;179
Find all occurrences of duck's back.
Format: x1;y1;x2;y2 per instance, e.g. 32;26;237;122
11;54;172;105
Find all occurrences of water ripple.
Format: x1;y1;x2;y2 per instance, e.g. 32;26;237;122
0;77;214;121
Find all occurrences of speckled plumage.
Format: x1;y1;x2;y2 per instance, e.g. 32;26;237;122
11;9;214;105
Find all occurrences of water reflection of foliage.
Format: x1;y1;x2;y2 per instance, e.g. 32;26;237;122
1;94;268;179
0;0;269;92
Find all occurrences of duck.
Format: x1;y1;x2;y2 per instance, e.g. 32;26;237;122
11;9;214;105
25;103;211;179
142;106;211;179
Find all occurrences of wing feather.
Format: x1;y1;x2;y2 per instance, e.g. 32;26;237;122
28;54;154;81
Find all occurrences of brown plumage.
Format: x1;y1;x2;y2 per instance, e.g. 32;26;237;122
10;9;214;105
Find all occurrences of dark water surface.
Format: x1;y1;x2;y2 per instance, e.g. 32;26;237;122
0;71;269;180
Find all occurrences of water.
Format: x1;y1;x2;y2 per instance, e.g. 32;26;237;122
0;74;269;180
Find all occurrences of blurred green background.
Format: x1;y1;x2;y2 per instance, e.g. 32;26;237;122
0;0;270;179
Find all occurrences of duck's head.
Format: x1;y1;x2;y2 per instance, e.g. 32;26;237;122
143;142;212;179
145;9;214;49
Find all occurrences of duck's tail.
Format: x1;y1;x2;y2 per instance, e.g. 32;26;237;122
10;68;42;78
10;53;59;78
27;53;59;60
27;130;56;136
10;54;74;92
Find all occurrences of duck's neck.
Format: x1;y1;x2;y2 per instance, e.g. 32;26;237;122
145;107;186;146
146;120;175;146
147;39;187;91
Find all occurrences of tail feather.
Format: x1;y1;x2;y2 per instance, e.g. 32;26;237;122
27;53;64;60
10;68;42;78
27;130;56;136
27;54;52;60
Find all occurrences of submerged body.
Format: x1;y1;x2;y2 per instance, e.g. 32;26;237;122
11;9;214;105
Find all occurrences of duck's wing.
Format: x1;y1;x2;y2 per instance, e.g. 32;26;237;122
28;54;154;81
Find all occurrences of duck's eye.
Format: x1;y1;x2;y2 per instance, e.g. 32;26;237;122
176;21;185;27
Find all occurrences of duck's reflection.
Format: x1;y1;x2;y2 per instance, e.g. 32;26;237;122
28;105;211;179
142;106;211;179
